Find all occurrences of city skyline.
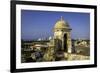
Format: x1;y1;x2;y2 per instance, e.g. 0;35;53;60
21;10;90;41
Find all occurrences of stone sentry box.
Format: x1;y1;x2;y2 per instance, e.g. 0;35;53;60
53;16;72;53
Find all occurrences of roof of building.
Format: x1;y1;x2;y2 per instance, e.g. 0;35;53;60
54;16;70;29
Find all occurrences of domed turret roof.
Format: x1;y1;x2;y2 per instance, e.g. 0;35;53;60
54;16;70;29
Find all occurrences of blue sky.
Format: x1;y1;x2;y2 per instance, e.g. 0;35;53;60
21;10;90;40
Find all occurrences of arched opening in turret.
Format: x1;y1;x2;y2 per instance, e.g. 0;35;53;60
63;34;68;52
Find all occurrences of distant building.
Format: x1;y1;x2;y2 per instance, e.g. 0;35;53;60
74;39;90;47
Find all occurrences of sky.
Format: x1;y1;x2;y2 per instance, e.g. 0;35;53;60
21;10;90;41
